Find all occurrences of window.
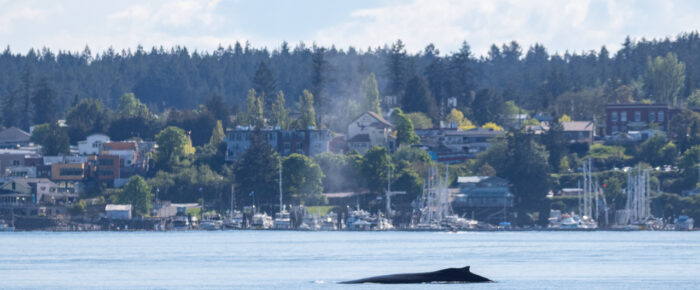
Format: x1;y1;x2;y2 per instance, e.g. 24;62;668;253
612;126;618;133
611;112;618;122
59;168;83;176
658;111;664;122
296;143;303;150
98;159;114;166
634;111;641;122
99;170;114;177
620;111;627;122
11;160;20;166
649;111;655;122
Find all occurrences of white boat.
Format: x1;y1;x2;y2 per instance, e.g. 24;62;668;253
274;210;292;230
675;215;695;231
299;214;320;231
224;210;245;229
321;212;338;231
173;215;190;230
200;213;223;230
251;213;273;229
0;220;14;232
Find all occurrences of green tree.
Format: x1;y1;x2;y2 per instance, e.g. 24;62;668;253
503;131;551;225
270;91;289;129
299;90;316;129
234;131;280;209
402;75;438;121
644;52;686;106
677;145;700;189
209;120;225;146
362;73;381;114
361;146;393;194
637;134;675;166
204;93;230;125
244;89;264;127
31;122;70;156
386;39;408;97
687;90;700;108
252;62;277;111
155;126;190;170
65;98;110;142
282;154;325;205
669;109;700;153
32;78;59;125
119;175;152;216
472;89;505;125
405;112;433;129
118;93;151;119
391;108;419;147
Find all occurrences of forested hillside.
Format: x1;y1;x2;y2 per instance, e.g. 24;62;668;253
1;31;700;132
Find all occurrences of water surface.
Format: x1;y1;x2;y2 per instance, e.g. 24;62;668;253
1;231;698;289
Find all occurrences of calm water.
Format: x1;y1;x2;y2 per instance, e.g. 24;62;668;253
1;231;699;289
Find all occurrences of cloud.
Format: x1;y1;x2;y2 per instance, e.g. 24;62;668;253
0;0;697;56
314;0;700;56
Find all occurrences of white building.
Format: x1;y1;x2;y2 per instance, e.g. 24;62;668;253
105;204;132;220
78;134;111;155
346;111;393;154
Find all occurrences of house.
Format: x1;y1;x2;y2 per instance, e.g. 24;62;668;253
0;127;31;148
603;103;675;135
102;142;138;167
415;128;505;163
224;127;332;161
0;178;72;205
453;176;514;208
346;111;394;154
0;149;39;177
105;204;132;220
78;134;110;155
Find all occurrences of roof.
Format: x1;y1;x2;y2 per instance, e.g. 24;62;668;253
365;111;393;127
103;142;137;151
0;127;30;143
105;204;132;211
458;176;490;183
561;121;595;132
346;134;370;143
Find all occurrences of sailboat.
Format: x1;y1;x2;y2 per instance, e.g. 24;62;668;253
274;158;292;230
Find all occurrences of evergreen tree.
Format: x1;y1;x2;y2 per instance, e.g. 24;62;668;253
402;75;438;121
18;68;33;130
234;131;280;210
65;98;110;143
204;93;230;126
252;62;277;112
32;77;59;125
385;39;408;97
311;47;327;126
2;91;17;128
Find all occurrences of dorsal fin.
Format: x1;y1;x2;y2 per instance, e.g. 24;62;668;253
461;266;471;272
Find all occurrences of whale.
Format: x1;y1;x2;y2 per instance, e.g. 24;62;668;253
340;266;492;284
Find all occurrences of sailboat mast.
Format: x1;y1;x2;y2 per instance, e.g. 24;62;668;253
279;158;283;212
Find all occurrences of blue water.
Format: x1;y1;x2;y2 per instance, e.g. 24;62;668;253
1;231;699;289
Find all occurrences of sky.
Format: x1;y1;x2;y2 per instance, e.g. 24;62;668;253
0;0;698;57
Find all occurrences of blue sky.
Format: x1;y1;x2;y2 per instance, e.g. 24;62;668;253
0;0;698;57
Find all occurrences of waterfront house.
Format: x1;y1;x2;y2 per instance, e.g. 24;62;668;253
452;176;514;222
105;204;132;220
